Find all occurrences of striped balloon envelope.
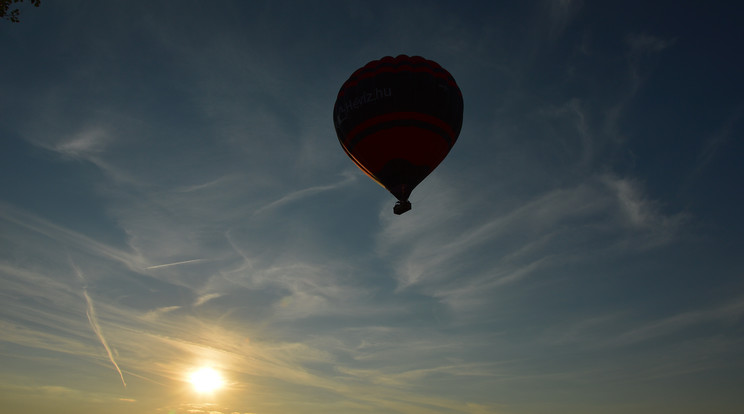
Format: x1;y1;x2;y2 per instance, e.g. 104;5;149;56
333;55;464;214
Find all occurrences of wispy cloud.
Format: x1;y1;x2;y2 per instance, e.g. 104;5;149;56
52;127;111;159
602;175;688;241
625;32;676;95
373;171;689;326
693;106;743;175
193;293;222;307
0;202;143;271
3;201;482;410
545;0;583;38
611;296;744;347
626;32;676;55
599;32;676;145
252;172;356;216
143;306;181;320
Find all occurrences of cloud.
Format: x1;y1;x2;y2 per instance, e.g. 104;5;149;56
0;202;142;271
531;295;744;386
376;173;687;315
194;293;222;307
544;296;744;350
3;199;493;412
540;98;594;167
144;306;182;320
626;33;676;55
602;175;688;237
52;127;112;159
611;296;744;347
545;0;583;38
625;32;676;94
252;171;356;216
0;383;131;404
693;106;743;175
585;32;676;147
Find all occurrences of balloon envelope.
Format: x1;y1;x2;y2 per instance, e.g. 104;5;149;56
333;55;463;213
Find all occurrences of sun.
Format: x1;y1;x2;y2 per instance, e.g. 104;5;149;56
189;367;224;393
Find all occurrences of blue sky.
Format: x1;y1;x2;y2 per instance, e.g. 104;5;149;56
1;1;743;413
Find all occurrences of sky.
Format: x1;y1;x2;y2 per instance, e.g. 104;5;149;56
1;1;743;413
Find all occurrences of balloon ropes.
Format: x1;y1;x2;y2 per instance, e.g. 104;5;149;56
333;55;464;214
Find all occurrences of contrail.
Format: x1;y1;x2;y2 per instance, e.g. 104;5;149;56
145;259;206;269
71;259;127;388
82;288;127;387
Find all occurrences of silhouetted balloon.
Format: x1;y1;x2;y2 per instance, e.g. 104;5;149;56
333;55;463;214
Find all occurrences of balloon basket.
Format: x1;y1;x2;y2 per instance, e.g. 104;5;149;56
393;200;412;215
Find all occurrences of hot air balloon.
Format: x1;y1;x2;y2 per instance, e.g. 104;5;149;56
333;55;464;214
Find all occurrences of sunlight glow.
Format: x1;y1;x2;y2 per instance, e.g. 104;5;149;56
189;367;224;393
